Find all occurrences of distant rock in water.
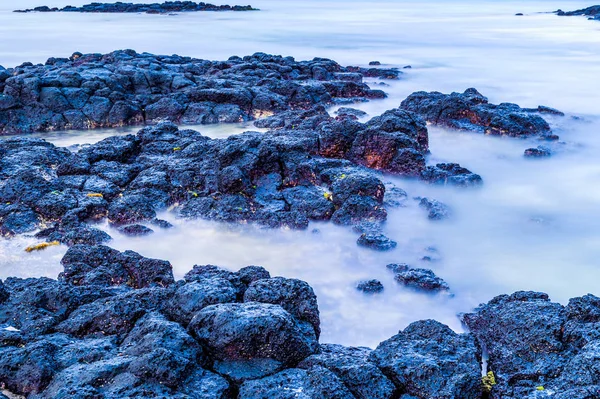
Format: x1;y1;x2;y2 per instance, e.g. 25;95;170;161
356;279;384;293
357;233;397;251
0;50;395;135
15;1;257;14
524;145;552;158
118;224;154;236
386;263;450;292
400;88;562;139
421;162;482;187
556;5;600;21
418;197;451;220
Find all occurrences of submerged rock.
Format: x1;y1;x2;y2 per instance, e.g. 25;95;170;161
524;145;552;158
118;224;155;236
386;263;450;292
15;1;258;13
356;279;384;294
418;197;451;220
421;163;482;187
357;233;397;251
401;88;560;139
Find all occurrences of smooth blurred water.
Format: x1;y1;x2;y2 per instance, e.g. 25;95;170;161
1;0;600;347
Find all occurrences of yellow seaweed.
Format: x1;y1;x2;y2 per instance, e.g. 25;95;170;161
25;241;60;253
482;371;497;393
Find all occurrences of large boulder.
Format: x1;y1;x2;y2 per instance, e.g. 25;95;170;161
188;302;319;381
370;320;481;399
400;88;557;138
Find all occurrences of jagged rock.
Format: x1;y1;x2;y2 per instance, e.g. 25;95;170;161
356;279;384;294
401;88;558;138
357;233;397;251
386;263;450;292
370;320;481;399
188;302;319;381
418;197;451;220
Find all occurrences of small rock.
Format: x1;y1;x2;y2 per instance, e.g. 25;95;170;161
357;233;397;251
356;279;384;294
118;224;154;236
524;146;552;158
418;197;451;220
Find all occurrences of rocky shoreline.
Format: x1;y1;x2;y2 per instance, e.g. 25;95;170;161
0;50;582;399
1;245;599;398
15;2;257;14
556;5;600;21
0;50;395;135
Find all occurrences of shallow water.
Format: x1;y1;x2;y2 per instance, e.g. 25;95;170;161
0;122;262;147
1;0;600;347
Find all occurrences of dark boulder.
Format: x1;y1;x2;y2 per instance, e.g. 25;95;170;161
59;244;174;288
238;367;355;399
401;88;557;138
421;163;482;187
299;344;397;399
418;197;451;220
55;294;146;338
167;278;238;325
386;264;450;292
188;302;319;381
356;279;384;294
370;320;482;399
244;277;321;338
461;292;567;398
356;233;397;251
118;224;154;236
524;146;552;158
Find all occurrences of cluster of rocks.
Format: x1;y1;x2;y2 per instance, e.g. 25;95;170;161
0;97;481;248
2;244;598;398
356;262;449;295
15;2;257;14
556;6;600;21
400;88;562;139
400;88;565;158
0;244;472;399
463;291;600;399
0;50;396;135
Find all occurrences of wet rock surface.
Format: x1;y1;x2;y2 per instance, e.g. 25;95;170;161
401;88;560;139
15;1;257;14
356;279;384;294
356;232;397;251
556;5;600;21
462;291;600;399
1;245;599;398
0;50;394;135
421;163;482;187
370;320;482;399
524;145;552;158
418;197;451;220
386;263;450;292
0;99;476;247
